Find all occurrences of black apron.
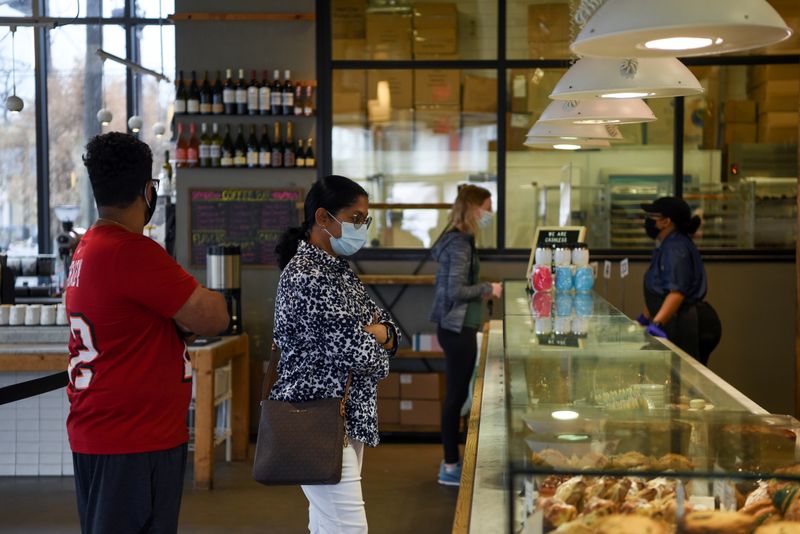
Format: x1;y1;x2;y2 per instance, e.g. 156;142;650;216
644;282;721;366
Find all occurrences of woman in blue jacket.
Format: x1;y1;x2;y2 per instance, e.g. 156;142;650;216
430;185;502;486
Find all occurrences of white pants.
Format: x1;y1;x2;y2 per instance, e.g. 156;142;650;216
301;440;367;534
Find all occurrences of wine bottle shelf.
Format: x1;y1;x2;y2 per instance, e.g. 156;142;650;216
175;113;315;120
179;166;317;171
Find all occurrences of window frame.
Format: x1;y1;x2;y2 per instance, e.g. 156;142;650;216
319;0;800;261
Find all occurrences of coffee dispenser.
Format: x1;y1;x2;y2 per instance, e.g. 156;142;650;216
206;245;242;336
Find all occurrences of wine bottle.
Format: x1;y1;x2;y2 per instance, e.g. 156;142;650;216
305;138;315;168
220;125;234;168
284;120;296;168
162;150;174;202
282;70;294;116
258;124;271;168
304;85;314;116
236;69;248;115
175;122;188;167
271;121;283;168
187;70;200;114
234;125;247;168
187;122;200;167
174;71;187;115
246;125;259;168
198;122;211;168
247;70;259;116
199;71;212;114
212;71;224;114
295;139;306;168
294;83;303;116
210;123;222;167
259;70;271;116
223;69;236;115
270;69;282;115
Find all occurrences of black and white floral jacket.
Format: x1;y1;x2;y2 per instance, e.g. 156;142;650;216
270;240;399;447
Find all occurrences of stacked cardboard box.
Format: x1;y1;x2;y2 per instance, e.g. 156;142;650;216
368;69;414;110
332;0;367;60
747;64;799;143
333;70;366;118
413;3;458;57
415;69;461;108
463;75;497;113
399;373;442;427
366;11;413;60
527;2;571;59
722;100;758;145
377;373;401;426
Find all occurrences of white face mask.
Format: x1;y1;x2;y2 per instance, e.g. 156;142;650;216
477;210;494;229
324;211;369;256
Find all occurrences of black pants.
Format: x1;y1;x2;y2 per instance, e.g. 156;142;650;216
73;443;188;534
438;326;478;464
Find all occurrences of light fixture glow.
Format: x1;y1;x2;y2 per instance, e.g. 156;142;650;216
644;36;713;50
601;92;655;99
525;136;611;149
152;122;166;138
551;410;580;420
127;115;143;133
539;98;656;125
550;57;703;101
554;144;582;150
571;0;792;58
560;136;579;140
97;108;112;126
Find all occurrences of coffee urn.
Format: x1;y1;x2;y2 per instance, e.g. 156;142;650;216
206;245;242;336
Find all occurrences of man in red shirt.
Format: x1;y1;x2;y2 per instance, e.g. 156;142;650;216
67;132;229;533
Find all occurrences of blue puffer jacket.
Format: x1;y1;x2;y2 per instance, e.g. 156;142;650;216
429;230;491;333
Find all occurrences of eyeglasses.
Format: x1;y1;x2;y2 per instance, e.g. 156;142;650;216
329;210;372;230
150;179;160;192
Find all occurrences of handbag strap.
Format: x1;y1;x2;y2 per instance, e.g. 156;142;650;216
339;372;352;417
261;342;281;402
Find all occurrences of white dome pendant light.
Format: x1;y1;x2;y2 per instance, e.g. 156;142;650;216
5;27;23;113
571;0;792;58
526;122;624;141
127;115;143;133
524;137;612;150
538;98;656;125
550;57;703;100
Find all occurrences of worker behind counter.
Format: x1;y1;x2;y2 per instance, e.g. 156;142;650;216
638;196;722;366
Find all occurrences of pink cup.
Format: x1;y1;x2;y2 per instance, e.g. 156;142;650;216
532;265;553;292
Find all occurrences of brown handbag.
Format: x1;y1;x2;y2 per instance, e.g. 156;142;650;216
252;343;352;486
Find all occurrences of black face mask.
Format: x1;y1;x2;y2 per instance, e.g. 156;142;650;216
644;217;660;239
144;185;158;225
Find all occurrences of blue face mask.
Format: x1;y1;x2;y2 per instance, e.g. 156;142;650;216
324;211;369;256
477;210;493;229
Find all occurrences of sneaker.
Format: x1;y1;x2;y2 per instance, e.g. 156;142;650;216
438;461;461;486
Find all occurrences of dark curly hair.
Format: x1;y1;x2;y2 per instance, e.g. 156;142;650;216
83;132;153;208
275;175;368;269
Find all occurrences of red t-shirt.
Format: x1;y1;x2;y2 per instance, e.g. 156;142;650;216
65;225;199;454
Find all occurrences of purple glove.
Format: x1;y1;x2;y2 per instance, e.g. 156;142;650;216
646;323;667;339
636;313;650;326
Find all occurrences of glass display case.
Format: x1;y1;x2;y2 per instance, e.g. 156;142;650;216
464;281;800;533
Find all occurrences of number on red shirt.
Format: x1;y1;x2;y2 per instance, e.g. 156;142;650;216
67;314;100;390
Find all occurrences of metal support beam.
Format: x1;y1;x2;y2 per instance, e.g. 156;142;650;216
33;0;50;253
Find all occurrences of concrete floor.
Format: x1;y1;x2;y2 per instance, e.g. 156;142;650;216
0;443;458;534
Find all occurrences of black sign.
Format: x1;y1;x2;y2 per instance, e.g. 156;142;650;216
535;227;584;248
189;188;302;267
537;333;582;348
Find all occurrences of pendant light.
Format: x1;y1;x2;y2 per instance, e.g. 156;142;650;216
538;98;656;125
550;57;703;100
571;0;792;58
5;27;23;113
96;58;112;126
127;115;143;133
152;122;166;138
527;122;624;141
524;137;611;150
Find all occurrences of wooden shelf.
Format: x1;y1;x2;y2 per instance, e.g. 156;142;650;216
171;12;315;22
358;274;435;285
369;203;450;210
396;349;444;359
175;113;316;120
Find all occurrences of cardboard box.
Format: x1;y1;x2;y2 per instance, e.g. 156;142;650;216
399;373;441;400
528;3;570;58
724;123;758;144
368;69;413;109
400;399;441;426
413;3;458;27
378;398;400;425
527;68;564;116
759;111;799;128
643;98;675;145
529;40;571;59
510;70;529;113
749;79;800;98
463;75;497;113
506;112;533;150
332;0;366;39
332;38;367;60
366;12;413;60
333;70;366;115
723;100;757;123
414;26;458;55
412;332;445;352
333;91;364;115
378;373;400;399
749;64;800;88
415;106;460;135
758;124;799;143
414;69;461;107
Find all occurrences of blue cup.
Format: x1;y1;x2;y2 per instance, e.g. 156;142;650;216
555;266;574;292
574;267;594;293
555;293;574;317
574;293;594;317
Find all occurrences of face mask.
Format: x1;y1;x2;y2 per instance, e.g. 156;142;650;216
324;211;368;256
644;217;660;239
144;184;158;225
477;210;493;229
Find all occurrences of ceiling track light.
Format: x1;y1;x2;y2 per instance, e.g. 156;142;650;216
550;57;703;100
571;0;792;58
5;26;23;113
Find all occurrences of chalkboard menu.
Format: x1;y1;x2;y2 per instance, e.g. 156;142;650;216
190;188;302;267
